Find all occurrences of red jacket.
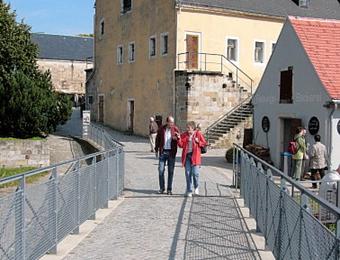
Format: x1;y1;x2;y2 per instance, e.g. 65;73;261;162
155;125;180;158
178;131;207;166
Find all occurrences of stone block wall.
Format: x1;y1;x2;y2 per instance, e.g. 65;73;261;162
212;117;253;149
175;70;249;132
0;140;50;168
37;59;93;95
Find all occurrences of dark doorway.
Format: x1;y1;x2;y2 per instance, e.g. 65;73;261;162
98;95;104;123
128;100;135;133
282;118;302;152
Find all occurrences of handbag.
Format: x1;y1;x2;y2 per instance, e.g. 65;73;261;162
195;131;207;154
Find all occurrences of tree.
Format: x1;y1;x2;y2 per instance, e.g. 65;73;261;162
0;2;72;138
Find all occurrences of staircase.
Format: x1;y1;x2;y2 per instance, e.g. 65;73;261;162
205;97;253;148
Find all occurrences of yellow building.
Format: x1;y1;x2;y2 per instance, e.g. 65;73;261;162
92;0;340;136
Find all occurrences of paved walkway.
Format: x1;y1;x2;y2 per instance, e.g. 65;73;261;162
63;129;263;260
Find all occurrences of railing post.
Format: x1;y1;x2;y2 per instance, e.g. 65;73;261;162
235;148;239;192
205;53;207;71
236;69;239;88
232;147;235;187
15;176;26;260
220;55;223;73
103;152;109;208
276;191;284;260
90;156;97;220
116;149;120;199
49;168;58;254
73;161;80;234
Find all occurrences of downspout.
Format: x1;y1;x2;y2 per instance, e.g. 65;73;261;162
173;1;181;122
328;100;340;169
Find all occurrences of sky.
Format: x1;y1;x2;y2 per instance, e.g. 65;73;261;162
5;0;95;36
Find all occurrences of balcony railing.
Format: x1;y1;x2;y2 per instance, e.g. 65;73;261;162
177;52;254;94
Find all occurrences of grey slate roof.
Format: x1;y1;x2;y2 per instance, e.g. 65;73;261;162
31;33;94;61
180;0;340;19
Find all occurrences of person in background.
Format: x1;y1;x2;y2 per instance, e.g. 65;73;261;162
155;116;179;195
149;117;158;152
292;127;307;181
309;134;328;188
177;121;207;197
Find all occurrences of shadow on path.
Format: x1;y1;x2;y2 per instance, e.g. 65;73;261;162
182;193;261;260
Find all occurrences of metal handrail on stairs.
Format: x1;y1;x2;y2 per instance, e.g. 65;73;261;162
177;52;254;94
205;96;252;145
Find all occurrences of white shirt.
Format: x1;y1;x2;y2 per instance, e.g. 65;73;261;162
164;128;172;150
187;134;193;154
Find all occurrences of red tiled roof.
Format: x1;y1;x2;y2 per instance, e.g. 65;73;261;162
289;16;340;100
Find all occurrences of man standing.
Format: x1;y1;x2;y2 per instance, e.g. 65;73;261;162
149;117;158;152
309;134;328;188
155;116;179;195
292;127;307;181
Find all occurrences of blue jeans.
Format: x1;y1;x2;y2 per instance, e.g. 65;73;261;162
185;153;199;193
158;151;176;191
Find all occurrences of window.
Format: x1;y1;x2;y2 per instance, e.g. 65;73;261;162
99;19;105;37
149;36;156;57
88;96;93;105
280;67;293;103
272;43;276;53
254;41;264;63
121;0;132;14
227;38;238;62
117;45;123;64
160;33;168;55
128;42;135;62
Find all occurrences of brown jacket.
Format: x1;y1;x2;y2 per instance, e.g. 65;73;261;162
149;121;158;134
155;125;179;158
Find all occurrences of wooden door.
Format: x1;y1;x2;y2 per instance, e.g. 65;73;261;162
128;100;134;133
186;35;199;70
98;95;104;123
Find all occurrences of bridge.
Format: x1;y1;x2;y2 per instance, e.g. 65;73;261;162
0;116;339;259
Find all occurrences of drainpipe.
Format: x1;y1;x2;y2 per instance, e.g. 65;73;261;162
328;100;340;169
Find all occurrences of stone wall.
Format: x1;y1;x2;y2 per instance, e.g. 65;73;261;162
0;140;50;168
37;59;93;95
175;70;249;132
212;118;253;149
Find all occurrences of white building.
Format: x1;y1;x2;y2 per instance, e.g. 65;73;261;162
253;16;340;169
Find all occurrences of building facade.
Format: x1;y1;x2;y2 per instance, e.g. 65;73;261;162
93;0;340;136
253;17;340;169
32;34;94;104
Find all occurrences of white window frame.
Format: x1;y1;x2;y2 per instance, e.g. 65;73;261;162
254;40;265;64
128;42;135;63
117;45;124;65
149;35;157;58
99;18;105;39
226;37;239;63
121;0;132;14
160;32;169;56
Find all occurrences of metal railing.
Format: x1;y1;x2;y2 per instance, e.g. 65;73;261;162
177;52;254;94
0;125;124;260
233;144;340;259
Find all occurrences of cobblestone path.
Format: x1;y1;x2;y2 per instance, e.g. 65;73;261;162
63;129;261;260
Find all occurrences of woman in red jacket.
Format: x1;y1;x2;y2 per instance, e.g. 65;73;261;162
176;121;207;197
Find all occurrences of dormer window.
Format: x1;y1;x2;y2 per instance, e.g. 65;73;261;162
121;0;132;14
292;0;310;8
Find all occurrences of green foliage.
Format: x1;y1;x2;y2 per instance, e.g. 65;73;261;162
0;167;49;188
0;2;72;138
